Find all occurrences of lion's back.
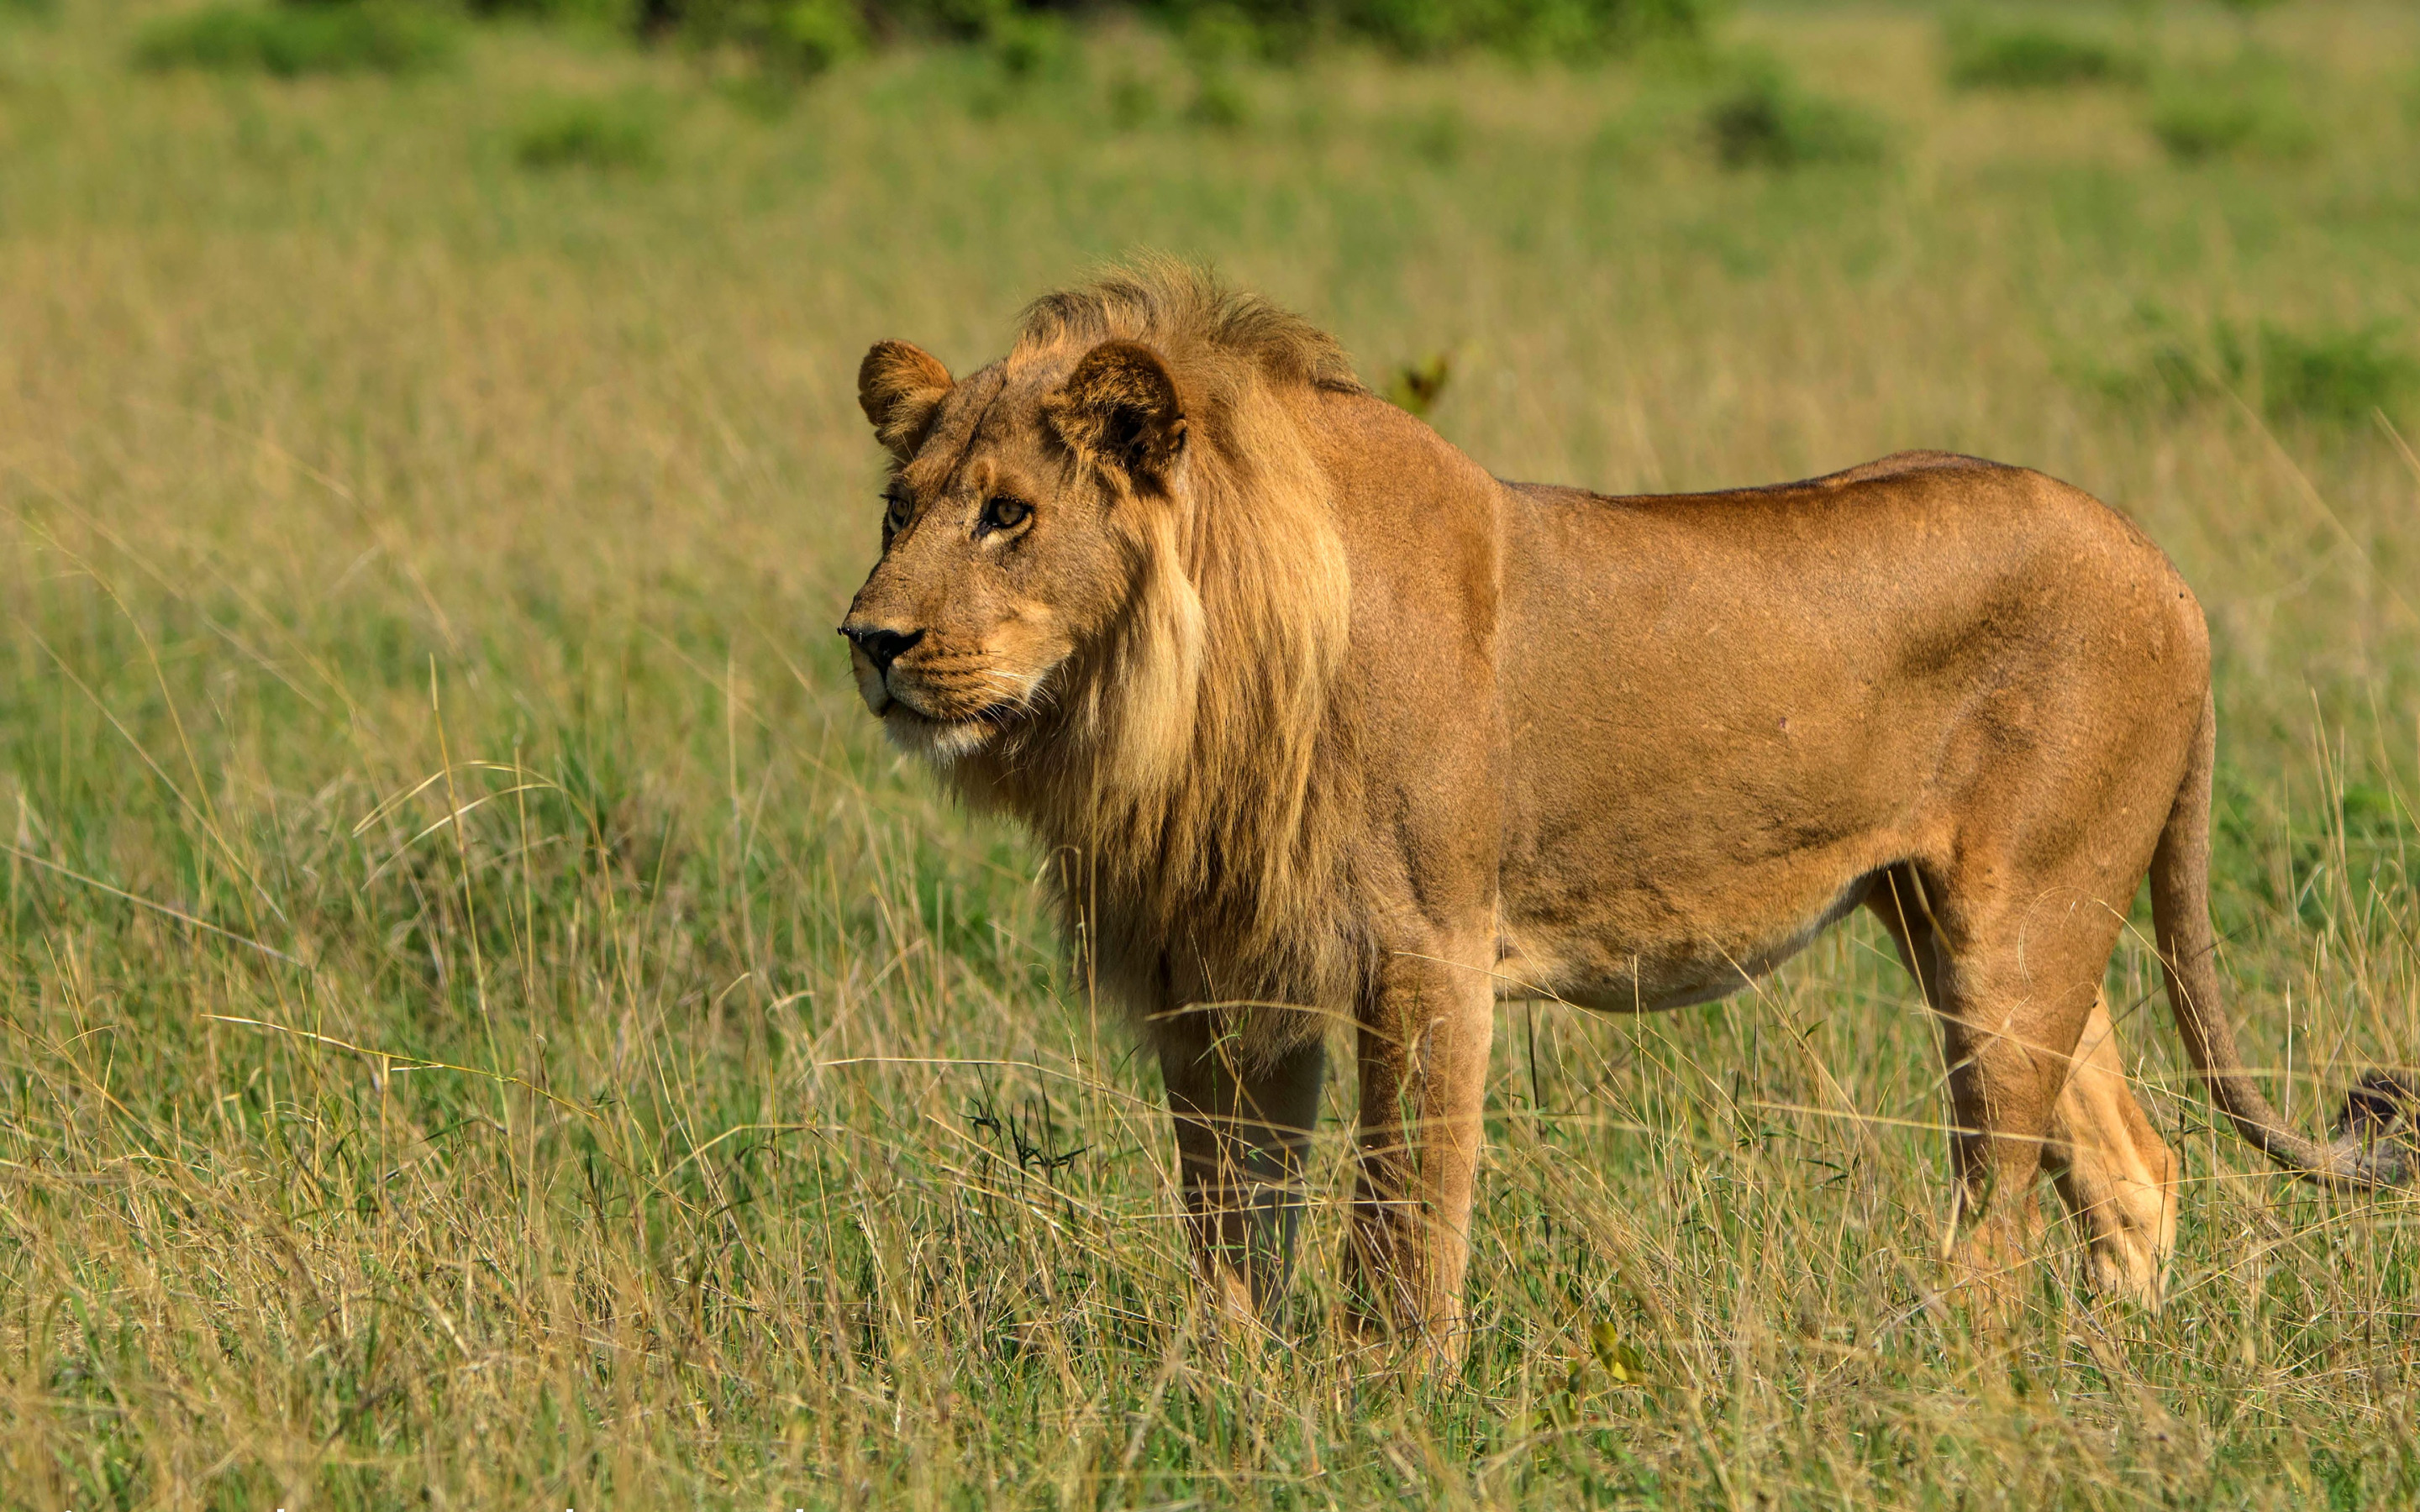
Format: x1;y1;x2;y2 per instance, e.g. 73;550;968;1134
1502;451;2203;675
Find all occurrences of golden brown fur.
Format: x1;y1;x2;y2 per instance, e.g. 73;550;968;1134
840;263;2412;1359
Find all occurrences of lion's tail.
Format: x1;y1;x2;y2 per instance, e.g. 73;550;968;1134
2150;689;2415;1188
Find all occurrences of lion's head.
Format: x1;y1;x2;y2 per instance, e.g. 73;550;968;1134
839;331;1194;764
839;264;1363;795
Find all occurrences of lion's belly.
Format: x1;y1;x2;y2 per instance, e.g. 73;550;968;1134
1492;849;1891;1014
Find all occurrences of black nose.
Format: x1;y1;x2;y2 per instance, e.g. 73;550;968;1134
842;623;923;672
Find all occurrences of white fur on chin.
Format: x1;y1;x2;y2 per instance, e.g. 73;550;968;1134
882;706;996;763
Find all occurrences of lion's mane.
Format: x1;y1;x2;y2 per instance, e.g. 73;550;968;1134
954;264;1370;1053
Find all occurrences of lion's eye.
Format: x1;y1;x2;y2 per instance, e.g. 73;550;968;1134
882;493;910;531
981;496;1033;534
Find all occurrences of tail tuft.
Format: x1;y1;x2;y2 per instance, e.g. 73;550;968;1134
2333;1070;2419;1184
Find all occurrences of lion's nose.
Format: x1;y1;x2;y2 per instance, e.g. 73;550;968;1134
841;623;924;672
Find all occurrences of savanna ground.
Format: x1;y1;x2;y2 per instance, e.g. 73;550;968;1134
2;1;2418;1506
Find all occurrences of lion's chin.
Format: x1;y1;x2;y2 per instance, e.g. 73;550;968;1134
880;702;1004;764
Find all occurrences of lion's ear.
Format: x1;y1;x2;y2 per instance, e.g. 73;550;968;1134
1044;340;1186;485
858;340;955;461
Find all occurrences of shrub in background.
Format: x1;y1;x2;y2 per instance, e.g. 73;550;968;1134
1707;65;1886;170
2260;324;2415;423
987;8;1071;77
1393;103;1466;165
465;0;637;21
665;0;866;75
2150;92;2257;160
1944;19;2142;91
1294;0;1703;59
129;0;1708;77
1105;69;1157;125
134;1;457;76
2099;310;2413;424
513;92;666;168
644;0;1706;63
638;0;1031;49
2149;72;2313;162
2143;48;2316;162
1186;68;1250;128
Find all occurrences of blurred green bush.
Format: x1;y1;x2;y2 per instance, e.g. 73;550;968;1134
1180;0;1705;60
476;0;1707;71
2145;51;2315;162
1707;66;1886;171
2149;84;2312;162
656;0;869;74
128;0;1703;81
1944;19;2143;91
513;92;667;168
134;2;458;76
2256;324;2416;423
2088;310;2415;425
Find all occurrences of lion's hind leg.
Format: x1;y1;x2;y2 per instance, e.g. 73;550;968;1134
2043;993;2179;1308
1868;864;2180;1310
1866;860;2115;1320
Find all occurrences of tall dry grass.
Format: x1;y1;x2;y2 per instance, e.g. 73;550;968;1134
0;2;2416;1506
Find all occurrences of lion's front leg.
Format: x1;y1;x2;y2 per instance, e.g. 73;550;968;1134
1348;943;1496;1365
1158;1021;1327;1331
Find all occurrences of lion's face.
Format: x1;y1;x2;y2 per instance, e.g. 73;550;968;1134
839;338;1188;762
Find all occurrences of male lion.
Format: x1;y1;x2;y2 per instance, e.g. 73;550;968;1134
839;265;2409;1357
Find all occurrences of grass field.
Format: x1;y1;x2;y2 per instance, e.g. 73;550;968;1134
2;1;2418;1506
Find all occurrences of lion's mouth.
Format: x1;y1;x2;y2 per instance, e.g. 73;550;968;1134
851;643;1056;761
886;697;1017;730
880;679;1023;723
876;682;1035;759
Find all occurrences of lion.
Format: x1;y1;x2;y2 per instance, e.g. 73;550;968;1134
839;262;2411;1357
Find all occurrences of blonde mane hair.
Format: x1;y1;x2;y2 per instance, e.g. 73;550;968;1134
960;264;1368;1051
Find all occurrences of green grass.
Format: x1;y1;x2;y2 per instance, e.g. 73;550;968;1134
2;1;2418;1507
